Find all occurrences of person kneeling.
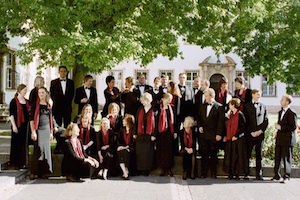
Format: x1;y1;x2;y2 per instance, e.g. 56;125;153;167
62;123;99;182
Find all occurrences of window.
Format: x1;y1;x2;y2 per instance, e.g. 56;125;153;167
5;51;18;89
135;69;149;84
262;76;276;97
185;70;199;88
235;70;250;88
109;70;123;90
159;70;174;82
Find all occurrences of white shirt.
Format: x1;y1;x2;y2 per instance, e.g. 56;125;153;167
206;102;213;117
280;106;289;121
84;87;91;99
153;88;159;94
139;85;145;95
60;79;67;95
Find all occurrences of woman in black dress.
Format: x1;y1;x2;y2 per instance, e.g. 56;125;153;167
117;114;135;180
223;98;248;180
78;113;97;157
234;76;252;111
156;93;177;176
97;117;115;180
9;84;30;169
62;123;99;182
102;75;121;118
134;92;156;176
179;116;197;180
107;102;123;138
29;87;56;179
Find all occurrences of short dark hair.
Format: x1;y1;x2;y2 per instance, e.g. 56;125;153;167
106;75;115;85
83;75;93;82
235;76;245;85
59;66;67;71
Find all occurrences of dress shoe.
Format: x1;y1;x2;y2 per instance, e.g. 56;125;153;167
271;176;280;181
256;175;264;181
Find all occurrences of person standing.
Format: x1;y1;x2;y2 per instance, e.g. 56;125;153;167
136;74;152;98
121;77;140;116
160;75;169;94
223;99;248;180
74;75;98;124
148;76;163;110
9;84;30;169
156;93;177;176
233;76;252;111
243;89;268;180
101;75;121;118
272;95;297;183
134;92;156;176
198;88;225;178
29;76;45;106
30;87;57;179
50;66;74;128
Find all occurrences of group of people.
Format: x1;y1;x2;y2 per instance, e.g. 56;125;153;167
8;66;297;183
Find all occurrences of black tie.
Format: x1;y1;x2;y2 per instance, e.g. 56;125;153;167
85;87;90;90
60;79;66;82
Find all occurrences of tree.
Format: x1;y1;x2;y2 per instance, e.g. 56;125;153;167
1;0;300;92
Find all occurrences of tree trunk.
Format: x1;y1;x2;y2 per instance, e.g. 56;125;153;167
71;64;85;120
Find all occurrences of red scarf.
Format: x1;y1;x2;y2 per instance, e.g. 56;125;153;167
15;97;30;128
158;104;174;134
184;129;193;148
123;128;132;145
217;89;227;105
102;130;110;145
33;100;53;131
70;138;85;159
137;107;155;135
79;124;90;145
226;111;239;141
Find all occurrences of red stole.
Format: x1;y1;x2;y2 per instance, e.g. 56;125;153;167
226;111;239;141
137;107;155;135
184;129;193;148
123;128;132;145
70;138;85;159
79;124;90;145
217;89;227;105
33;100;54;131
15;97;29;128
158;104;174;134
101;130;110;145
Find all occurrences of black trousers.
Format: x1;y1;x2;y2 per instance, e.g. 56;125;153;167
200;138;218;177
53;108;72;128
274;145;292;178
247;138;263;176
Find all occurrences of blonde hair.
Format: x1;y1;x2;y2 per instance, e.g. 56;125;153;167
108;103;120;114
81;104;93;118
184;116;195;127
125;76;134;86
140;92;152;103
204;88;216;99
80;113;92;125
64;123;77;138
101;117;110;126
168;82;182;98
34;76;45;88
123;114;135;129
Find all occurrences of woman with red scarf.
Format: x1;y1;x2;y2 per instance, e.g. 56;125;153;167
29;87;56;179
134;92;156;176
117;114;135;180
78;114;96;157
156;93;177;176
9;84;30;169
62;123;99;182
179;116;197;180
96;117;115;180
107;103;122;139
223;98;248;180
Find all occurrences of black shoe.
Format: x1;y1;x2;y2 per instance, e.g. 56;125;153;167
235;176;240;180
168;170;174;177
283;174;290;181
256;176;264;181
271;176;280;181
182;172;187;180
67;176;84;182
123;176;130;180
228;175;234;180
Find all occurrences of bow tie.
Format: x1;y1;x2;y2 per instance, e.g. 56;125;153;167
85;87;91;90
254;102;259;105
60;79;66;82
207;103;213;106
139;85;145;87
154;88;159;91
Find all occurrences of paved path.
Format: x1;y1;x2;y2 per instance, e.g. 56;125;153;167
1;176;299;200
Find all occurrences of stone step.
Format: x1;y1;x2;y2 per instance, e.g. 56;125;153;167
0;169;28;192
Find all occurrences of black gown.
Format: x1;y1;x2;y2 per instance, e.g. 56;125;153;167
156;107;174;170
9;98;29;168
117;128;134;168
96;129;115;170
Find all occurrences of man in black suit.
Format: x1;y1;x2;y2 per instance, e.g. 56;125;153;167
74;75;98;122
198;88;225;178
273;95;297;183
136;74;152;98
159;74;169;94
243;89;268;180
50;66;75;128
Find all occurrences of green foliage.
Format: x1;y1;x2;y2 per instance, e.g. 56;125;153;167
0;0;300;92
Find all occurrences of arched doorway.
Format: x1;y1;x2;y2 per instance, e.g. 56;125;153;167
209;73;225;92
